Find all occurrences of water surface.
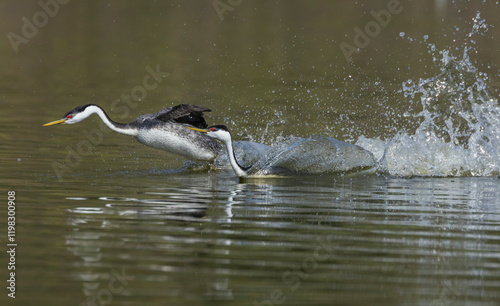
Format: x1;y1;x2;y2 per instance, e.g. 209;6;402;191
1;1;500;305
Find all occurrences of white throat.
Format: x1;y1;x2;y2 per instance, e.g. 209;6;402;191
219;133;248;178
83;105;137;136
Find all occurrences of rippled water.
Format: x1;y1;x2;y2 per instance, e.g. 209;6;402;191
2;1;500;306
18;172;500;305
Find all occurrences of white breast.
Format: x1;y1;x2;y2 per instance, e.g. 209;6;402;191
135;128;217;161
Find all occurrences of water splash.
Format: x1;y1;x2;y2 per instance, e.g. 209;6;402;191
216;137;376;176
216;12;499;178
357;12;500;177
252;135;376;175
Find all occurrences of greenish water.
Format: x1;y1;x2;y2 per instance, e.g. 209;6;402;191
1;1;500;305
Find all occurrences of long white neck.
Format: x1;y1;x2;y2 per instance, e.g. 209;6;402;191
222;137;249;178
86;105;138;136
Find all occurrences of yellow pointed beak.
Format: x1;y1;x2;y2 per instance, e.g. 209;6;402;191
43;118;67;126
186;126;208;133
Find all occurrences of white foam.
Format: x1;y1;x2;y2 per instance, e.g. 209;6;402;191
356;13;500;177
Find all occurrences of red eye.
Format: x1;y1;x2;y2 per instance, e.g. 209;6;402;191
67;115;72;119
210;128;214;131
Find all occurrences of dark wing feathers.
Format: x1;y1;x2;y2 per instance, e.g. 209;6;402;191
154;104;211;128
